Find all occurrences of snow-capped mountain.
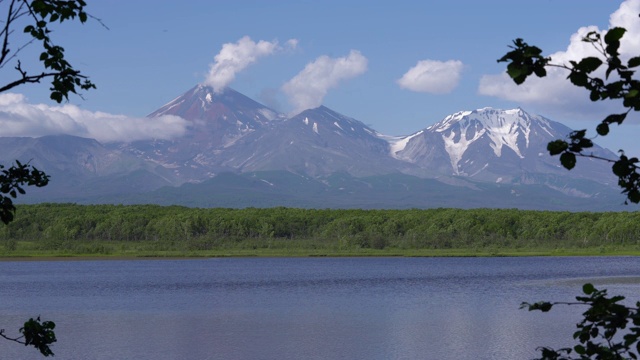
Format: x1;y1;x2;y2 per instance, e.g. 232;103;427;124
115;86;416;181
391;107;616;186
0;86;624;209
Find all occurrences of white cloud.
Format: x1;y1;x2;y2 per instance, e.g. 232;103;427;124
282;50;368;114
397;59;464;94
204;36;297;93
285;38;299;50
479;0;640;120
0;93;189;143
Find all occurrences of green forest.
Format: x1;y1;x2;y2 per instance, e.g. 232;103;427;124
0;204;639;257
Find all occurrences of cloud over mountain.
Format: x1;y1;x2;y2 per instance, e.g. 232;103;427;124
397;59;463;94
0;93;188;143
204;36;297;93
282;50;368;115
478;0;640;120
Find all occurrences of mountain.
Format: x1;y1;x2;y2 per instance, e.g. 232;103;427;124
390;107;616;190
114;171;623;211
112;85;283;182
1;86;628;210
0;135;175;201
219;106;415;177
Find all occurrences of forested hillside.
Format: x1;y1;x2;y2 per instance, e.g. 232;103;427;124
1;204;638;256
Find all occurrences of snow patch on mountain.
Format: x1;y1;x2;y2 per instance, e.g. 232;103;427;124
428;110;472;132
442;121;485;173
384;131;424;159
429;107;553;172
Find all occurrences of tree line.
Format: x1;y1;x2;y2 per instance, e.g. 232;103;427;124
1;204;639;253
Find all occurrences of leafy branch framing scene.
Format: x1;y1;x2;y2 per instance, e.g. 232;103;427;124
0;0;96;356
1;0;640;359
499;25;640;204
500;15;640;360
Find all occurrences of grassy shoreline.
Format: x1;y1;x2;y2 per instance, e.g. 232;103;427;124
3;205;640;260
1;246;639;260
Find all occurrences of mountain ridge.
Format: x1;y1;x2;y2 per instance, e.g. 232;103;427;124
0;85;624;210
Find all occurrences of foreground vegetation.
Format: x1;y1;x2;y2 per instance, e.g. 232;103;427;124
0;204;639;258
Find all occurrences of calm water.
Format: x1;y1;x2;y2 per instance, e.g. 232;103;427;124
1;257;639;359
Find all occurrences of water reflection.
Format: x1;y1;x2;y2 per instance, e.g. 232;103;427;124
0;257;638;359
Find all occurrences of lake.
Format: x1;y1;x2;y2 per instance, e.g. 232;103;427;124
1;257;639;359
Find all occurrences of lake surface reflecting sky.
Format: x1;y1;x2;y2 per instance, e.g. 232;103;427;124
1;257;639;359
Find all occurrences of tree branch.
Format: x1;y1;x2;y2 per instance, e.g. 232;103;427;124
0;329;26;345
0;60;86;93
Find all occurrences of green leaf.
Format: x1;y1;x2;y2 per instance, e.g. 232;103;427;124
506;64;524;82
560;152;576;170
50;92;63;103
605;27;627;46
583;283;595;294
533;66;546;77
569;129;587;140
569;71;588;87
603;113;627;125
613;159;631;177
576;57;603;73
547;140;568;156
628;56;640;68
596;123;610;136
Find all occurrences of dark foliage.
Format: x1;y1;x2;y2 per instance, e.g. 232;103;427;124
499;27;640;204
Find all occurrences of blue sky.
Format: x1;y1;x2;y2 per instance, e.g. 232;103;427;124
3;0;640;153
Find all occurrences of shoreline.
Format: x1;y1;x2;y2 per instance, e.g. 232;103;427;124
1;247;639;261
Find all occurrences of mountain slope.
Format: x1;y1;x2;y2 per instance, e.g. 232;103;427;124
391;107;616;186
114;170;625;211
0;135;175;199
0;86;627;210
114;85;283;182
220;106;415;177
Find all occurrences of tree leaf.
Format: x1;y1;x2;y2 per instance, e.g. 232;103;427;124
583;283;595;294
576;57;603;73
603;113;627;125
547;140;568;156
569;71;588;87
596;123;610;136
560;152;576;170
628;56;640;68
605;27;627;46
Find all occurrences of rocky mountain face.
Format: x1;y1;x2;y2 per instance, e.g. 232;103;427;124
112;85;420;181
0;85;625;209
110;85;284;181
391;108;616;192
